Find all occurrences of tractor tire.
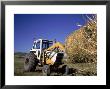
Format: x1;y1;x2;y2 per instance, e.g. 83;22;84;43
62;65;69;76
24;52;37;72
42;65;50;76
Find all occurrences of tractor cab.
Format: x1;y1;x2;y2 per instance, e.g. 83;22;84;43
30;39;53;60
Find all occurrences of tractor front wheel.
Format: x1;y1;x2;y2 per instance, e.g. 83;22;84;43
42;65;50;76
62;65;69;76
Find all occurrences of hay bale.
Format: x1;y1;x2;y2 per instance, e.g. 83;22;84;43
65;17;97;63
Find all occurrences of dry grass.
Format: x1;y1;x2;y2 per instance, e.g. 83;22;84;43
65;61;97;76
14;55;97;76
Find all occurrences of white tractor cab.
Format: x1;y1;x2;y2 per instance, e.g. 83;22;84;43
30;39;53;60
24;39;69;76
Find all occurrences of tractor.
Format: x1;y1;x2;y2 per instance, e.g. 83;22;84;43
24;39;69;76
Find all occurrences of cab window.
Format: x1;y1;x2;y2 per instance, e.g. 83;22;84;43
36;41;40;49
42;42;48;49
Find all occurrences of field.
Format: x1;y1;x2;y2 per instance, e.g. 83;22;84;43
14;15;97;76
14;53;97;76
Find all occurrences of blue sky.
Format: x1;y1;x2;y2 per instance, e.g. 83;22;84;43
14;14;94;52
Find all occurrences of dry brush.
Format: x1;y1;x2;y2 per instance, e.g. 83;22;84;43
65;15;97;63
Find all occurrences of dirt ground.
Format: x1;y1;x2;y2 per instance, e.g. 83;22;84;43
14;55;97;76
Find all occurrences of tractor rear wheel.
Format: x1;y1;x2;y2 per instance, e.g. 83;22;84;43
42;65;50;76
24;52;37;72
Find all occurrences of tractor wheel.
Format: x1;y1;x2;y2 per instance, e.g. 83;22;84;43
24;52;37;72
62;65;69;76
42;65;50;76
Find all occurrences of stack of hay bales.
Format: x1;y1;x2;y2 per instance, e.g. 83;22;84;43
65;15;97;63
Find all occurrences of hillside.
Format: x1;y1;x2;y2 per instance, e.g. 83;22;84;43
14;52;27;58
